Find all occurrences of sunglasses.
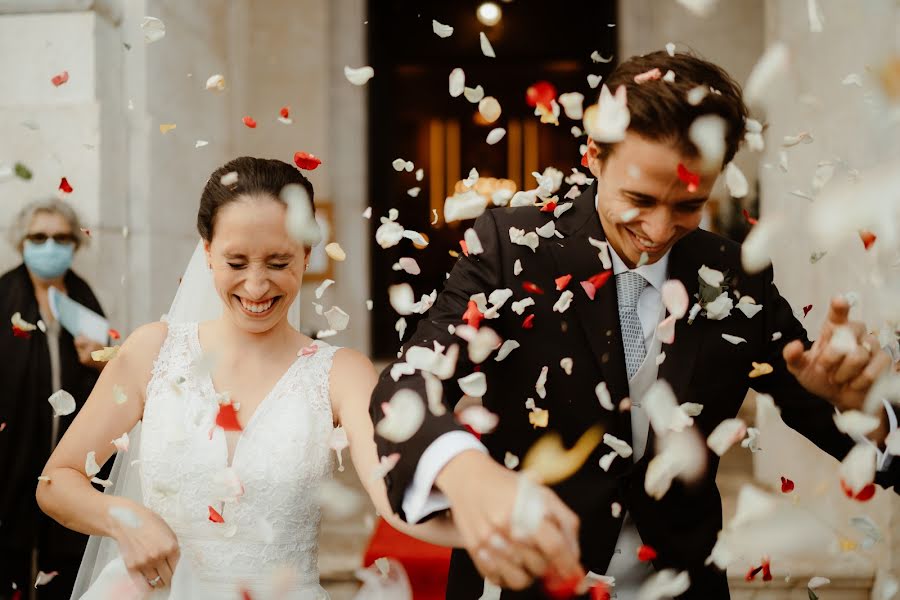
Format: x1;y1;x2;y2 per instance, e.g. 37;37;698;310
25;232;77;245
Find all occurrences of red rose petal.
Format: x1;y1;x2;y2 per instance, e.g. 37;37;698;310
522;314;535;329
51;70;69;87
761;557;772;581
279;105;290;119
745;565;763;581
859;230;876;250
108;328;121;340
742;208;758;226
676;163;700;193
581;152;589;167
242;116;257;128
462;300;484;329
216;403;242;431
241;589;254;600
462;423;482;441
525;81;557;111
522;281;544;295
555;274;572;290
854;483;876;502
802;304;813;318
59;177;73;194
637;544;657;562
293;151;322;171
580;281;597;301
587;270;613;290
539;201;558;213
12;325;31;339
460;240;469;256
542;568;581;599
208;505;225;523
590;584;611;600
780;476;794;493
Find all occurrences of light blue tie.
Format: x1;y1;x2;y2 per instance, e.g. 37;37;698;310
616;271;648;379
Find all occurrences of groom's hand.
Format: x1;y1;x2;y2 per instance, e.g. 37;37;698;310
435;450;583;590
784;297;891;434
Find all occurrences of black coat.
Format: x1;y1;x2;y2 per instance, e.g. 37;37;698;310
0;264;104;560
371;186;899;599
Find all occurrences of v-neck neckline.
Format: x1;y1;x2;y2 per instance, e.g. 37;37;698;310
188;323;306;465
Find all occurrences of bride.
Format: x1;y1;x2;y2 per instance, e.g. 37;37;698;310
36;157;459;599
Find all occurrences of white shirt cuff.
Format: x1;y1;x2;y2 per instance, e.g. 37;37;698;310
401;430;487;524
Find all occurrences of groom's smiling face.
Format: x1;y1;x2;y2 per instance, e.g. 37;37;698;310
204;195;306;332
586;131;718;269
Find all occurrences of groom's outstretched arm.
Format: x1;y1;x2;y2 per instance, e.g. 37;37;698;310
370;208;504;521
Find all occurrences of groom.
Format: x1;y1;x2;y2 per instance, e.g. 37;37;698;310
370;51;898;598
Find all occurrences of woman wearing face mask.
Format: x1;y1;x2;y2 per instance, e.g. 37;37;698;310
0;199;108;600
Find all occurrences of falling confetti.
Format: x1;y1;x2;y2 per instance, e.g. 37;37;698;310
344;65;374;85
293;151;322;171
51;70;69;87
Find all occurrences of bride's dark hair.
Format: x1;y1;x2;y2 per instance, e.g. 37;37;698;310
198;156;315;241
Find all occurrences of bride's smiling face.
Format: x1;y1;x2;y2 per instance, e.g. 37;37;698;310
204;194;307;333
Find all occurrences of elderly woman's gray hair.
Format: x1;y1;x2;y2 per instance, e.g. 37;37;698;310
7;198;88;252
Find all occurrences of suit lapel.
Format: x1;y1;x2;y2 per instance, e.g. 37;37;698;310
547;186;631;414
657;232;703;402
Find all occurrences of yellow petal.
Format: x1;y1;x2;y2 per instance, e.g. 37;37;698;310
159;123;177;134
522;425;603;485
528;408;549;429
748;361;774;378
91;346;120;362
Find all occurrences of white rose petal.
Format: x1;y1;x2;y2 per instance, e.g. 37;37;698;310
558;92;584;120
464;85;485;103
583;84;630;143
344;65;374;86
34;571;59;587
744;42;789;106
839;443;876;496
325;242;346;261
432;20;454;38
479;97;502;123
444;189;487;222
662;280;689;319
722;334;747;345
644;380;693;434
48;389;76;417
111;432;130;453
833;410;881;437
509;227;539;252
458;405;498;433
495;340;520;361
449;68;465;97
141;16;166;44
479;32;496;58
464;228;484;255
725;162;748;198
603;433;633;458
314;279;335;299
681;403;704;417
486;128;506;145
595;382;614;411
85;451;101;477
375;390;425;443
324;306;350;332
736;301;763;319
458;372;487;398
808;576;830;590
707;418;747;456
535;366;548;399
637;569;691;600
599;450;618;471
689;114;727;171
553;290;574;314
282;183;322;246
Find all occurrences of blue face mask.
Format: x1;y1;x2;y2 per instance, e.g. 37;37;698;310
23;239;75;280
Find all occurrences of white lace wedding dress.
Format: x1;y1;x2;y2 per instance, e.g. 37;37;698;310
78;322;339;600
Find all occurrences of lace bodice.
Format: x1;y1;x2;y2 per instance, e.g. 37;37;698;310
139;322;338;596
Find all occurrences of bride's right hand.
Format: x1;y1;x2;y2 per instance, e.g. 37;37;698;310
110;502;181;589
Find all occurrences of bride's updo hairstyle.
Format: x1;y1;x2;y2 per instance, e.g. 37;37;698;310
198;156;315;242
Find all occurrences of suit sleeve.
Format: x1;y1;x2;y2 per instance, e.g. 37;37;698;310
370;209;506;518
749;266;856;462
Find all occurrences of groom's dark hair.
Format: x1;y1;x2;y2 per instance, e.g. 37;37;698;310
594;50;748;168
198;156;315;241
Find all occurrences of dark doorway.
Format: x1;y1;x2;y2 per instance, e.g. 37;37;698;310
368;0;617;359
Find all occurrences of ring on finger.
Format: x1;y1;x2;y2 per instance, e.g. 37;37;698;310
148;575;162;587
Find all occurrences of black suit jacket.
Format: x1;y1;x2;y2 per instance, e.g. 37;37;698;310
371;186;899;599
